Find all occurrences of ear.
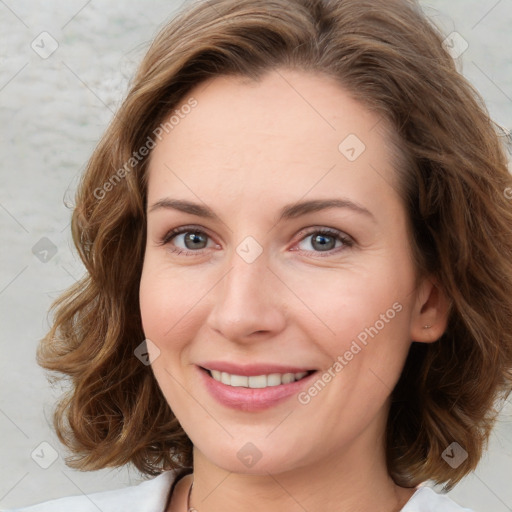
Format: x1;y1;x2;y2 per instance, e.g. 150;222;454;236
410;276;452;343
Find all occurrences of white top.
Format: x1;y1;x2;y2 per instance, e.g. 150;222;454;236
3;470;474;512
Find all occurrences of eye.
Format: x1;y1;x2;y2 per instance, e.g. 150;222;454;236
158;225;353;257
159;225;217;256
293;227;353;256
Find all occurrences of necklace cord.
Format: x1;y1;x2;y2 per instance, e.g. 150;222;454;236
186;479;194;511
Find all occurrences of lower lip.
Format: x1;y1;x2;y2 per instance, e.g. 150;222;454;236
197;366;318;411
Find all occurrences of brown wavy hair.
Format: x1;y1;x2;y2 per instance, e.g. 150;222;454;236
38;0;512;491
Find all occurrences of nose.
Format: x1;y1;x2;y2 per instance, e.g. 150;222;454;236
206;248;287;343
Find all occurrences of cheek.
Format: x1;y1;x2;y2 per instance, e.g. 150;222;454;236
283;262;399;346
139;264;196;397
139;259;204;341
139;269;171;341
289;259;412;388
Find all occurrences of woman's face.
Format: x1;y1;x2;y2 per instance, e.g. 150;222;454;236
139;68;442;475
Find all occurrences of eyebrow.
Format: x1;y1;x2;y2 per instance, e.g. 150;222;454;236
148;197;376;223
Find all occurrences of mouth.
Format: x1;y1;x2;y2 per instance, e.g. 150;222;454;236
200;367;317;388
197;365;319;411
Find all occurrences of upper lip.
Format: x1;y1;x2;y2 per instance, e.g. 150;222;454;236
199;361;317;376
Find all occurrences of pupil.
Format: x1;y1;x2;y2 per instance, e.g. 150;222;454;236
313;234;334;251
185;232;207;249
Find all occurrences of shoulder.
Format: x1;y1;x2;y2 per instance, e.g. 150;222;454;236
401;485;475;512
2;471;178;512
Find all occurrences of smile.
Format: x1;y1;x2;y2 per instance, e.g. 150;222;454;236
198;365;319;411
207;369;313;388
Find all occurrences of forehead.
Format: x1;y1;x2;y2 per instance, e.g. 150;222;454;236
147;69;400;205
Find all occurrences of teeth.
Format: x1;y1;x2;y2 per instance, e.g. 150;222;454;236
230;374;249;387
282;373;295;384
267;373;282;386
248;375;267;388
209;370;309;388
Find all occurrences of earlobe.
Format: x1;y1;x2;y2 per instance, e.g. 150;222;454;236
410;276;452;343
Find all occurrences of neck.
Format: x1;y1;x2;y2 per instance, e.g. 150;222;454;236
186;418;416;512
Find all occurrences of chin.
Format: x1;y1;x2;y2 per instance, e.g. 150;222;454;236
195;440;313;476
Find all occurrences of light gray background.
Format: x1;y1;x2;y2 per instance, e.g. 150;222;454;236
1;0;511;510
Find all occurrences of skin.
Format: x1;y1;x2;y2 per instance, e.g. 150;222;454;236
139;68;450;512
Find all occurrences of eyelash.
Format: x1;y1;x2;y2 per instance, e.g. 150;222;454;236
158;225;354;258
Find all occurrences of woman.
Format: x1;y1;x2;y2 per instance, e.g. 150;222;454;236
8;0;512;510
